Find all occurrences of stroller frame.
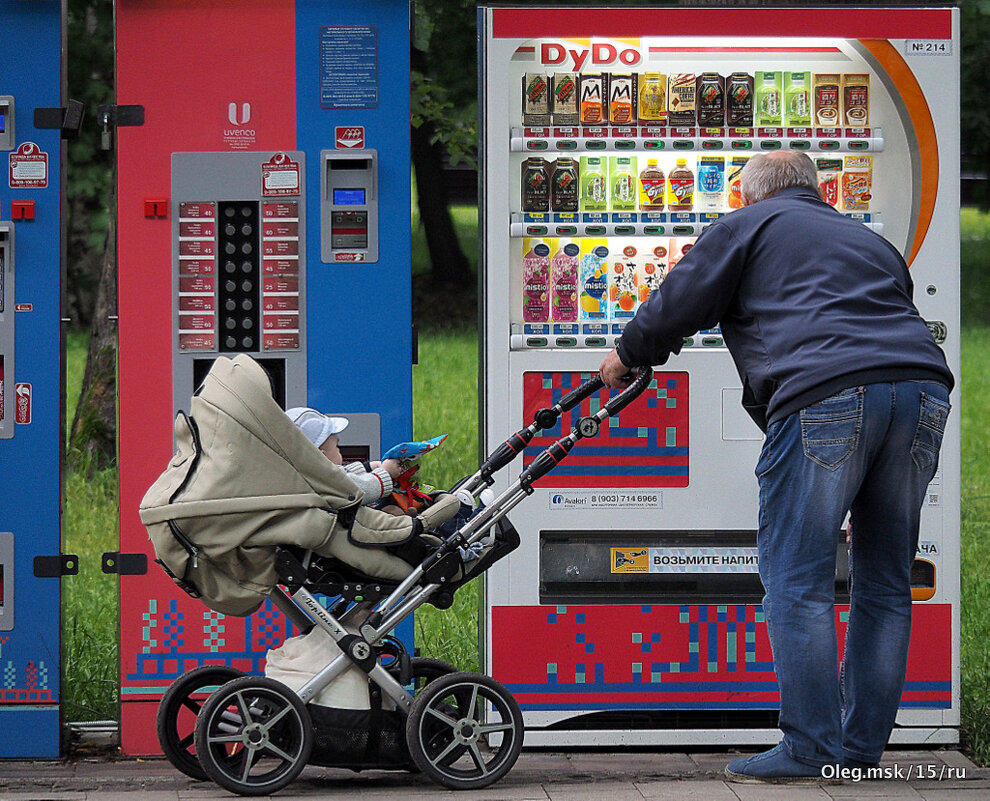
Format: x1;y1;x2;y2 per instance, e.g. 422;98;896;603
161;368;654;795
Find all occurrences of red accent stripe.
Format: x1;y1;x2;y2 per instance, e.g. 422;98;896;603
648;47;842;54
492;8;952;40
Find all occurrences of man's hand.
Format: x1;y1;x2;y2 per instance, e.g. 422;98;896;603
599;347;634;388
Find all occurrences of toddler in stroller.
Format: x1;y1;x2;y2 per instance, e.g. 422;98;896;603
141;353;652;795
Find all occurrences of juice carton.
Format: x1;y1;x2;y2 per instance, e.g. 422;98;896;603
725;155;750;210
636;239;669;303
609;156;637;213
578;238;609;320
842;155;873;211
668;237;697;271
697;155;725;214
755;71;783;127
580;156;608;212
579;73;607;125
815;157;843;209
522;237;551;323
550;238;580;323
609;239;641;320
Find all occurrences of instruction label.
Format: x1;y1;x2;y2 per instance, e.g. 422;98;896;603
320;26;378;109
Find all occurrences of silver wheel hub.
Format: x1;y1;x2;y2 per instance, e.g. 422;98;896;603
453;717;481;744
243;722;269;750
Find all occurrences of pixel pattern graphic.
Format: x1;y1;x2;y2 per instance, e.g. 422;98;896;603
492;604;951;711
522;371;689;488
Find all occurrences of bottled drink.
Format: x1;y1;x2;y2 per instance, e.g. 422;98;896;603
550;158;579;212
638;158;665;212
550;239;580;323
521;157;549;212
667;158;695;212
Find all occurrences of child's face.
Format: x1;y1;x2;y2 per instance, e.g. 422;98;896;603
319;433;343;464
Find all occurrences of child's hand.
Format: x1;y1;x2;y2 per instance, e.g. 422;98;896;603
381;458;406;478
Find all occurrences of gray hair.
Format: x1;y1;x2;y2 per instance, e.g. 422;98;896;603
739;152;820;204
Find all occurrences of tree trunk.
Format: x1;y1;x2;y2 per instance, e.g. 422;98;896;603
411;119;471;285
69;172;117;471
410;45;470;286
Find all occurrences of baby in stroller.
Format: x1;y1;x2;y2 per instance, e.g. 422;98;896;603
141;353;652;795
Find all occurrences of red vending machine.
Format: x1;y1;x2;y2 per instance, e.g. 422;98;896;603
480;5;960;747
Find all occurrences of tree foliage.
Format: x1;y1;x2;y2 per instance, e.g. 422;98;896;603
961;0;990;207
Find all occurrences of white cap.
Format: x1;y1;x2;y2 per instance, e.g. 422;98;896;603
285;407;349;447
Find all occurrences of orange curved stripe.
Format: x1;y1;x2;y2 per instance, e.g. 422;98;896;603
859;39;938;266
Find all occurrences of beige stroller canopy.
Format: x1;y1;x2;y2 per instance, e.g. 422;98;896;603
140;354;450;616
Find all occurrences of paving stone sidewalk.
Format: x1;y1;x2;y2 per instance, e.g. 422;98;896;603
1;749;988;801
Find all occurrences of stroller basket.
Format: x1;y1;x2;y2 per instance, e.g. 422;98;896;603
143;355;653;795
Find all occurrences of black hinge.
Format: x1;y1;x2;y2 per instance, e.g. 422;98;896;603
96;104;145;150
33;554;80;578
33;99;85;139
102;551;148;575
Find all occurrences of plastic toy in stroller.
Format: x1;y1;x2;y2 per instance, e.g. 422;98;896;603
141;355;653;795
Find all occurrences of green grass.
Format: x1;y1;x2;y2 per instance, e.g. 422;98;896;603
411;329;482;672
62;331;120;723
960;326;990;765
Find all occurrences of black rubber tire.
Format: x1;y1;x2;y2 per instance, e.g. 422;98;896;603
405;671;524;790
156;665;244;780
193;676;313;796
407;656;457;692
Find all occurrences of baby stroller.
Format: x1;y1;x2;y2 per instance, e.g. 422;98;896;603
141;354;652;796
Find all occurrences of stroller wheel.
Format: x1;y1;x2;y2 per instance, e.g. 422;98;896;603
405;671;524;790
408;656;457;692
194;676;313;796
157;664;244;780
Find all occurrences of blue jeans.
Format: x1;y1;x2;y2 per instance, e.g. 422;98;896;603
756;381;950;767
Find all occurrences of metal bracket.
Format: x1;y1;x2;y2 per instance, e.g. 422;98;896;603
96;104;145;150
33;99;85;139
102;551;148;575
33;554;80;577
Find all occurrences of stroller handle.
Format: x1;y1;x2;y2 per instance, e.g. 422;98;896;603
478;371;608;482
519;367;653;488
603;366;655;416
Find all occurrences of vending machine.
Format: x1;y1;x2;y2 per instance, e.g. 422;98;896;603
480;5;960;747
0;0;66;757
114;0;413;754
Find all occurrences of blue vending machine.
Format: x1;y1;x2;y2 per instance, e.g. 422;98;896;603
0;0;67;757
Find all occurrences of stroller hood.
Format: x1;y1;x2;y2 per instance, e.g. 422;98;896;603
139;354;420;616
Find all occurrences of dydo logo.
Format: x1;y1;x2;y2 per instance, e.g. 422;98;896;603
540;40;643;70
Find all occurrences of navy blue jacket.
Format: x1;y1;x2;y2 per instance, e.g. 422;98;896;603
616;186;954;432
